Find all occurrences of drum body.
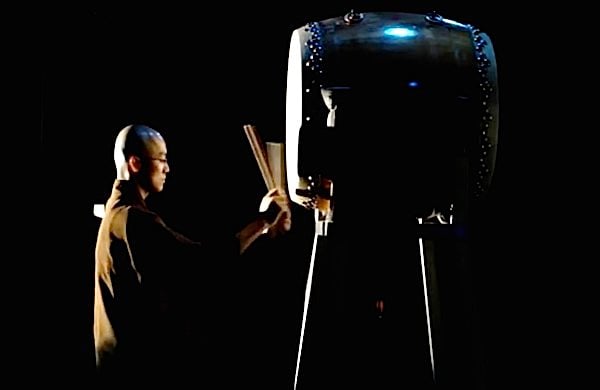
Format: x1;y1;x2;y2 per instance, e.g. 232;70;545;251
286;11;499;219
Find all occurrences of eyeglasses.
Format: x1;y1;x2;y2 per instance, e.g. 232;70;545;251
148;157;168;164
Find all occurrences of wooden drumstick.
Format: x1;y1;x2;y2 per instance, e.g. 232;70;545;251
243;124;276;190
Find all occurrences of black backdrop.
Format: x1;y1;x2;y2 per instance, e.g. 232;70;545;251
34;1;587;388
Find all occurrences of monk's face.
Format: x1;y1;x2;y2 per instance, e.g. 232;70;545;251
139;134;170;194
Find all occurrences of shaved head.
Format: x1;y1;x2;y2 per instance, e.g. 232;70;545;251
114;124;164;178
113;124;170;198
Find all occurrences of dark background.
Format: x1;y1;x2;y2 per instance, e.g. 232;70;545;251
31;1;588;388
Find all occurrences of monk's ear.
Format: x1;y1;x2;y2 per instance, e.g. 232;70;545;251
128;155;142;173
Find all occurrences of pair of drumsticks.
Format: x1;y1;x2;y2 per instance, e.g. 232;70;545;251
243;124;278;190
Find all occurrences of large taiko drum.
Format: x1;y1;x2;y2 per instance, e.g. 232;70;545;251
286;11;499;219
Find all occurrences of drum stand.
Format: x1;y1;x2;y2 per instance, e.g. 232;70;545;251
294;162;483;388
294;177;334;390
414;157;484;387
